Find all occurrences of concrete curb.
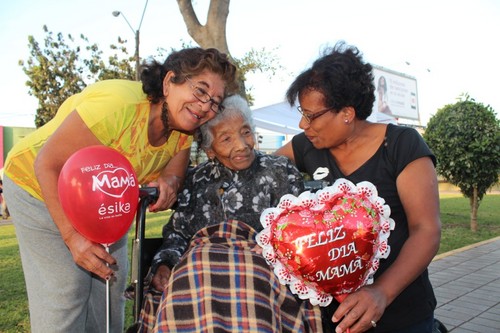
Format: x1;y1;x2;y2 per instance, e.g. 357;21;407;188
432;235;500;261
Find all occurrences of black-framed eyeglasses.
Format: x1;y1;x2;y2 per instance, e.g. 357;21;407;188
186;77;224;114
297;106;334;124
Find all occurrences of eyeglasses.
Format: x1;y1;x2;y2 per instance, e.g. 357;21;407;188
297;106;334;124
186;77;224;114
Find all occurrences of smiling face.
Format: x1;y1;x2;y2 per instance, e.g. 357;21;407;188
298;90;352;150
163;71;226;133
205;114;256;171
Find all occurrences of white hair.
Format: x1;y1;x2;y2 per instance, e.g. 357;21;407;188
199;95;255;150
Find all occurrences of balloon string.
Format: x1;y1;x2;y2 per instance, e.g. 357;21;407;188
105;244;110;333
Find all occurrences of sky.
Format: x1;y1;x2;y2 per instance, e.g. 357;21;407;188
0;0;499;128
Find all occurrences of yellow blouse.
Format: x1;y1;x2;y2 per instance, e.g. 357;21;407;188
4;79;192;201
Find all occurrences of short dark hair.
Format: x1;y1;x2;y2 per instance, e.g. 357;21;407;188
286;41;375;120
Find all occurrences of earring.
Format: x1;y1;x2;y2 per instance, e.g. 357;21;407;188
344;119;349;124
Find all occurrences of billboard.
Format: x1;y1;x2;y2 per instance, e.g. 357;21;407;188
372;65;419;121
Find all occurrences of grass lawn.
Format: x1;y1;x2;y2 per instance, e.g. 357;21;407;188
0;194;498;332
438;193;500;253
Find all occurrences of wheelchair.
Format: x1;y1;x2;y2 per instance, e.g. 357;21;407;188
129;187;162;323
128;180;329;322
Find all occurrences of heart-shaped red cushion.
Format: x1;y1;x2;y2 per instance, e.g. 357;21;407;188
257;178;394;306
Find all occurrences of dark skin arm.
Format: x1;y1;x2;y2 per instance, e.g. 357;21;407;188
332;157;441;333
274;141;295;162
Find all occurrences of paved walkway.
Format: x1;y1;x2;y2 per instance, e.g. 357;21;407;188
429;236;500;332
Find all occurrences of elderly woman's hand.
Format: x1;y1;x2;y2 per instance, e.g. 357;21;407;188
151;265;172;292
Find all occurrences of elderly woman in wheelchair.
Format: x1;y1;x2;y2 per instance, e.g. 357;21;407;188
134;94;322;332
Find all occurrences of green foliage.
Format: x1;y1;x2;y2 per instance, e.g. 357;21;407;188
20;25;280;127
19;26;135;128
235;47;284;79
157;42;284;106
424;95;500;201
232;47;286;105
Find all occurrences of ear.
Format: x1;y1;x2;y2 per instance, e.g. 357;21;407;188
162;71;176;97
205;148;216;160
343;106;356;122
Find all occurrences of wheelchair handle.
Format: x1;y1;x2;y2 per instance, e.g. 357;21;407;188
139;186;159;202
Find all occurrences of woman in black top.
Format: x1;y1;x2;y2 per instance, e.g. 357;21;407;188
276;41;441;333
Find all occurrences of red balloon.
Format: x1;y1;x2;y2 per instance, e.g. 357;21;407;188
58;146;139;245
257;178;394;307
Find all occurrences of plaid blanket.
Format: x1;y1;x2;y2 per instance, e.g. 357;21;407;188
138;220;322;332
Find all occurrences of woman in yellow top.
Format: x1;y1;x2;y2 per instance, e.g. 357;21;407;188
3;47;238;333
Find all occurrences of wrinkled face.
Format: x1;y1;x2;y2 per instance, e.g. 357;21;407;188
205;114;256;171
163;71;225;133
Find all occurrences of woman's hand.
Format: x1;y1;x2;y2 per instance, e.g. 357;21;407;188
332;285;387;333
33;110;117;281
148;149;190;212
333;157;440;333
64;229;116;280
151;264;172;292
147;175;182;212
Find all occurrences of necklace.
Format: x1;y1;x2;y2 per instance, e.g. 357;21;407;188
161;101;172;139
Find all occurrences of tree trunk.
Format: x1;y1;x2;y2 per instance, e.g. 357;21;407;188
176;0;247;98
470;186;479;232
176;0;230;54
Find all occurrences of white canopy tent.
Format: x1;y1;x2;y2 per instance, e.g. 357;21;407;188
251;102;397;136
252;102;302;135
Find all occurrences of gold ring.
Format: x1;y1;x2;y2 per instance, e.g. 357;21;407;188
370;320;377;328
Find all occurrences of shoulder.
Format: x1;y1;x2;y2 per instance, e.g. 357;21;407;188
291;132;309;146
386;123;421;140
291;133;330;165
256;151;297;169
189;160;211;177
80;80;145;103
386;124;430;149
257;151;290;162
74;80;146;117
385;124;436;167
291;132;314;157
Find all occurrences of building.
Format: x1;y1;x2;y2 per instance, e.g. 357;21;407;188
1;126;36;170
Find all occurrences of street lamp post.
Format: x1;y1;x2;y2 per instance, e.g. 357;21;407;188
112;0;149;81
